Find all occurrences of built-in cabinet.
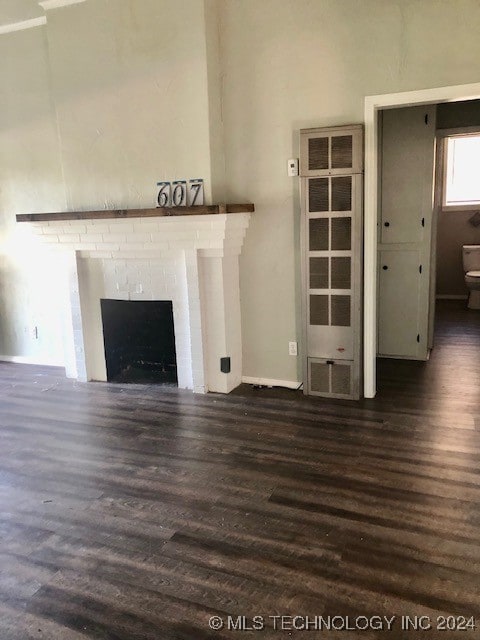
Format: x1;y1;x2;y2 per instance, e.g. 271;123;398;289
377;106;436;360
300;125;363;399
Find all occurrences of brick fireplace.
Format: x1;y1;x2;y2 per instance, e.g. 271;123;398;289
24;210;251;393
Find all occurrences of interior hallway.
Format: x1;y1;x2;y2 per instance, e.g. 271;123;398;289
0;300;479;638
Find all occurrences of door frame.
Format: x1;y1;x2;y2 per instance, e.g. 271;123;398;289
363;82;480;398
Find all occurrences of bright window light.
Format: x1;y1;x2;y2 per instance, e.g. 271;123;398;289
444;134;480;207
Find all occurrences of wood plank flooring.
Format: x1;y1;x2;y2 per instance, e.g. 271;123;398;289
0;300;479;639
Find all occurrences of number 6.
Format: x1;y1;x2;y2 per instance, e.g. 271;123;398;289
157;182;170;207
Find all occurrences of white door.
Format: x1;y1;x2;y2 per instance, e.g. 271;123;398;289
377;105;435;359
378;250;421;357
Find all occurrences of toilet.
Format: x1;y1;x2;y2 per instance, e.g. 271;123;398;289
463;245;480;310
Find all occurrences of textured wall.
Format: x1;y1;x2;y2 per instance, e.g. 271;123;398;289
220;0;480;381
2;0;480;380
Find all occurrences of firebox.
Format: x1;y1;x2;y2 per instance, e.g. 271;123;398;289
100;299;177;384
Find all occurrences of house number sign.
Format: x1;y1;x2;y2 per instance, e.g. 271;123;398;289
156;179;204;207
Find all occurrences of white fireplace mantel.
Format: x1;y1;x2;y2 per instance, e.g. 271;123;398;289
24;211;252;394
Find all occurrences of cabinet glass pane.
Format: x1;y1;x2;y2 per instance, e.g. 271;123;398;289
309;218;329;251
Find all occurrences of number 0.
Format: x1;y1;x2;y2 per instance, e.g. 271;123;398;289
172;183;185;206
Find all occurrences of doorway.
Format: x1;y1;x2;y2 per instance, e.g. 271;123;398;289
364;82;480;398
374;98;480;394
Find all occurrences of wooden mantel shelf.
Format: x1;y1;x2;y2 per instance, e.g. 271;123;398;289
16;203;254;223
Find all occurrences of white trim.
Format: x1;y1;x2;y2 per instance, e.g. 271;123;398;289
436;294;468;300
0;355;64;367
241;376;301;390
364;82;480;399
38;0;85;9
0;16;46;36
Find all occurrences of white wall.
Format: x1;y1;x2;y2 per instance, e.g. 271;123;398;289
219;0;480;383
2;0;480;384
0;0;216;366
0;24;65;364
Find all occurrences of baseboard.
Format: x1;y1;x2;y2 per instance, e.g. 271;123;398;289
0;355;64;367
436;294;468;300
241;376;301;390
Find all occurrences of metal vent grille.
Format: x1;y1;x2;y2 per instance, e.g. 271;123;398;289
331;217;351;250
331;257;351;289
331;176;352;211
310;362;329;393
308;137;329;171
331;295;351;326
310;295;329;325
309;218;329;251
331;135;353;169
310;257;329;289
331;363;352;395
309;178;329;212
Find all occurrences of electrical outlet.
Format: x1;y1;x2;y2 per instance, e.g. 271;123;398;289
289;341;297;356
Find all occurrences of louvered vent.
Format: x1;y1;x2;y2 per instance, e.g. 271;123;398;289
310;362;330;393
309;218;329;251
331;257;351;289
309;257;329;289
331;363;352;395
309;359;353;397
310;295;329;325
331;217;351;250
309;178;329;212
331;295;351;327
308;137;329;171
331;176;352;211
301;124;362;400
331;135;353;169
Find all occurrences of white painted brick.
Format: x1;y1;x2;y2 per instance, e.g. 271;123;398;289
108;223;134;233
118;242;145;252
85;224;110;234
59;234;80;243
42;235;60;243
65;224;87;234
80;234;103;243
95;243;120;252
147;242;169;251
45;225;70;234
137;222;160;232
125;232;152;243
105;234;127;243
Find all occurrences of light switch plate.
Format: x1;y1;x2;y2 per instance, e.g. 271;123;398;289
287;158;299;177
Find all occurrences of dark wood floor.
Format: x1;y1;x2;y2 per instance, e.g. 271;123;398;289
0;300;479;639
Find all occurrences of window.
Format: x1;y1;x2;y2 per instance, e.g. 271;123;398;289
443;133;480;209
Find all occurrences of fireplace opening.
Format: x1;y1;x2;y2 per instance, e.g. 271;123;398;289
100;299;177;385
